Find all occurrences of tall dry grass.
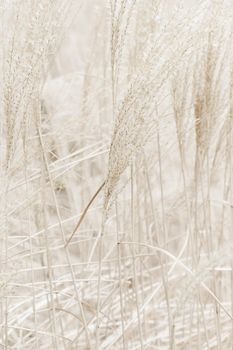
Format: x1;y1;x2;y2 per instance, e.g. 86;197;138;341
1;0;233;349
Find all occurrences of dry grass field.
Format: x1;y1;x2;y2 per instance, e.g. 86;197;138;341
1;0;233;349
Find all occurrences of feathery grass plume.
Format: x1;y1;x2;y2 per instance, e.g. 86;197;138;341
193;29;231;165
103;1;213;214
3;0;76;169
109;0;137;105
